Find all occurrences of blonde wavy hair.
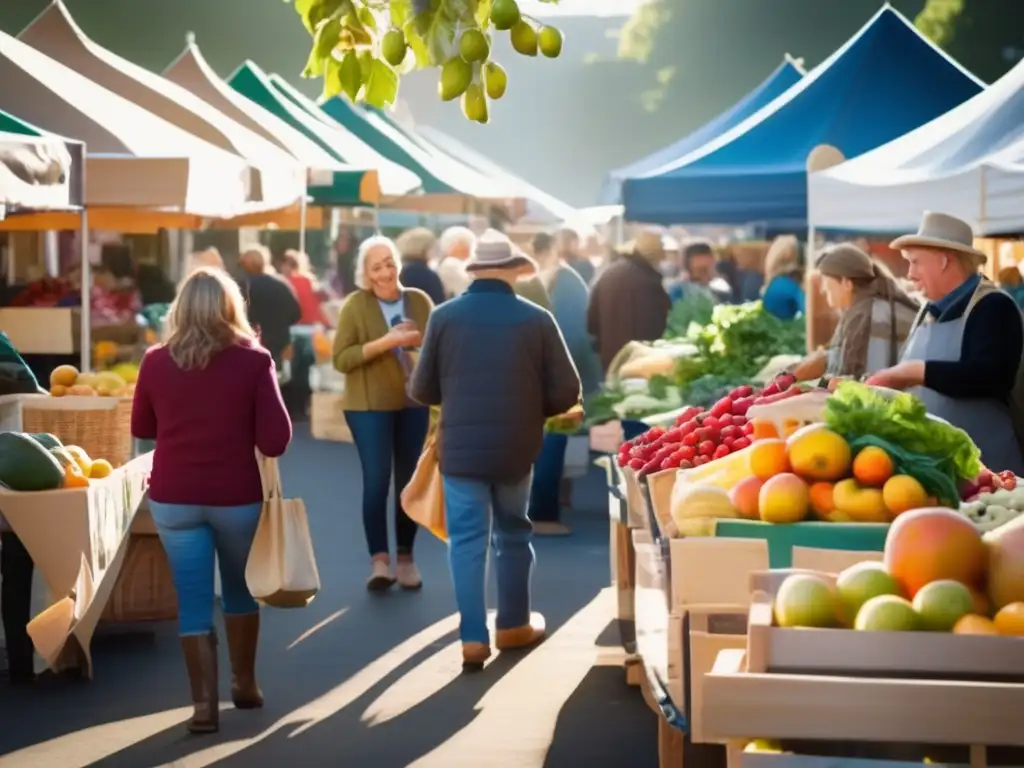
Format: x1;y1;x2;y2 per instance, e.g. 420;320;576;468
764;235;802;282
165;267;256;370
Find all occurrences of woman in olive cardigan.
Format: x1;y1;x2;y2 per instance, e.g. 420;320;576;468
333;236;434;591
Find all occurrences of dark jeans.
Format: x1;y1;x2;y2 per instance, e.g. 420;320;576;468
282;335;314;420
529;432;568;523
345;407;430;558
1;532;34;681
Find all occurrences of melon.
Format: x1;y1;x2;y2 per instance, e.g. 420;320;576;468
985;515;1024;611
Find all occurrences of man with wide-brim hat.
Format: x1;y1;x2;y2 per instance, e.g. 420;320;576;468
865;211;1024;474
587;228;672;372
410;229;582;672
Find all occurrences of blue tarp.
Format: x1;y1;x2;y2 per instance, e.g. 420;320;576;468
599;56;805;206
622;7;984;228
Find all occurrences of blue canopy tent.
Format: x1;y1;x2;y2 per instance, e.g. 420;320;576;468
599;55;805;206
622;6;984;229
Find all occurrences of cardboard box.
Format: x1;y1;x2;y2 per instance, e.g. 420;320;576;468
622;467;648;529
745;568;1024;679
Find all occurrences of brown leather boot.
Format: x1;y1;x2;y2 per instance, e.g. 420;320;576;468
224;613;264;709
495;613;546;651
461;642;492;673
180;633;219;733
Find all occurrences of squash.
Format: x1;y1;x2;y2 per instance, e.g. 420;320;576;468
49;448;91;488
62;445;93;476
30;433;63;451
0;433;66;491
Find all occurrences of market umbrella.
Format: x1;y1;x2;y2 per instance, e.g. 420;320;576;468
0;27;251;215
313;84;523;212
163;37;379;207
18;1;306;213
228;60;420;198
809;55;1024;237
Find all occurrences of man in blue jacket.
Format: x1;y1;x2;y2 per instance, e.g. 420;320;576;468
411;230;582;672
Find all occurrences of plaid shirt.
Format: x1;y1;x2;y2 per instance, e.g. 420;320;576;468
0;332;41;396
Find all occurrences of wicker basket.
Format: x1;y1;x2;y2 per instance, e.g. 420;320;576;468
311;391;352;442
101;534;177;623
20;395;133;468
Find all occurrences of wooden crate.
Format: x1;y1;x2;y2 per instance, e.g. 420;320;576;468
310;392;352;442
101;534;177;623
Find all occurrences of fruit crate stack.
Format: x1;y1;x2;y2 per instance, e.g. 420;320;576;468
699;538;1024;767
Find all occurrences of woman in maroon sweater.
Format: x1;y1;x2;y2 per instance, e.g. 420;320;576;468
132;267;292;735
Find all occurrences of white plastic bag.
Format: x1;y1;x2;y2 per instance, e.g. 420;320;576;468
245;454;320;608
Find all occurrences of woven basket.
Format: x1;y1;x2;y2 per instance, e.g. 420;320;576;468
20;396;133;468
101;534;177;623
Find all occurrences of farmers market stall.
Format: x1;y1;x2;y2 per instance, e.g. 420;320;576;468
0;448;152;677
603;375;1024;767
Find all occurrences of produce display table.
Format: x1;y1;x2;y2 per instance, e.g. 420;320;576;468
0;452;152;677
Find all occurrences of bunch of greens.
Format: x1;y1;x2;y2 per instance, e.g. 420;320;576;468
665;291;716;338
825;382;982;484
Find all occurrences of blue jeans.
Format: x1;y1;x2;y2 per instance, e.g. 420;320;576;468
345;407;429;558
149;501;262;636
442;473;534;644
529;432;567;523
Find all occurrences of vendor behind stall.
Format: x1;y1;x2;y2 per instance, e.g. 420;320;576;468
866;212;1024;475
0;331;40;683
790;243;919;383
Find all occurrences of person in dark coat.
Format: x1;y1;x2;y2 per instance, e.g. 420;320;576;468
587;230;673;372
238;246;301;372
397;227;446;306
410;229;581;672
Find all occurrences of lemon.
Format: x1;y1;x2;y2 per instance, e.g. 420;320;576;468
381;28;407;67
439;57;472;101
459;28;489;63
483;61;507;100
539;26;563;58
89;458;114;479
509;21;538;57
461;83;489;124
490;0;521;31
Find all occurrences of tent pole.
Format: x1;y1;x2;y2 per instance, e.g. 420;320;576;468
298;194;308;255
79;207;90;372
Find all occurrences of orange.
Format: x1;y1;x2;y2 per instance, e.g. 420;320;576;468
808;482;836;520
993;602;1024;636
751;420;779;441
749;439;790;480
49;384;68;397
882;475;928;518
852;446;895;487
781;418;802;439
952;614;999;635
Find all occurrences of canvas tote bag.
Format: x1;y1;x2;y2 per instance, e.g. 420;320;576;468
400;428;447;541
245;453;320;608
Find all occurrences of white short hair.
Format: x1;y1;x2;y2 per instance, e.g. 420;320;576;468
439;226;476;257
354;235;402;290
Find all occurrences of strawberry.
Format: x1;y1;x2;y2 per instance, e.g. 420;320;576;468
713;444;731;460
732;437;751;450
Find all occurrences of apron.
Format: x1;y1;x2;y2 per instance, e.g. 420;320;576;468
901;283;1024;475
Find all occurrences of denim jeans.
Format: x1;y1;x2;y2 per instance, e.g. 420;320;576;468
529;432;568;523
442;473;534;644
1;532;34;678
345;407;429;558
149;501;262;636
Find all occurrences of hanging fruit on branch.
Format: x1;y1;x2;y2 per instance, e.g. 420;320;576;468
287;0;565;122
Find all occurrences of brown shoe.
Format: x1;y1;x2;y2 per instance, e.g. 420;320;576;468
461;642;492;673
224;613;264;709
495;613;546;651
533;521;572;537
180;633;219;734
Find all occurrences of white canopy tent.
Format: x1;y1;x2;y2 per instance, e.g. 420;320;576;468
809;57;1024;236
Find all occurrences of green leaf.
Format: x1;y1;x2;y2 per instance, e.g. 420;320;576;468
357;5;377;30
323;56;343;98
295;0;347;36
413;5;456;65
389;0;412;27
403;21;432;66
474;0;492;27
338;50;363;101
314;16;343;59
363;58;399;108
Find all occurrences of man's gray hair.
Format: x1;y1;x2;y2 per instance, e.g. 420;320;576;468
354;235;401;291
439;226;476;257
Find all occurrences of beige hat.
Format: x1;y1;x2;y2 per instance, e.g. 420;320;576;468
616;229;667;259
465;228;537;273
890;211;986;264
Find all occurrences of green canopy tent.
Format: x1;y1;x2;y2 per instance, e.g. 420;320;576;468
270;75;524;216
227;60;420;199
163;39;376;208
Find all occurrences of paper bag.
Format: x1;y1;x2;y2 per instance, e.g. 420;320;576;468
245;455;320;608
401;430;447;541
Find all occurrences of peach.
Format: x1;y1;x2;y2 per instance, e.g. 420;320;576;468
750;439;790;481
881;475;928;518
730;476;764;519
808;482;837;521
786;426;852;482
832;479;889;523
884;508;987;598
759;473;809;524
852;446;895;487
751;420;780;441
